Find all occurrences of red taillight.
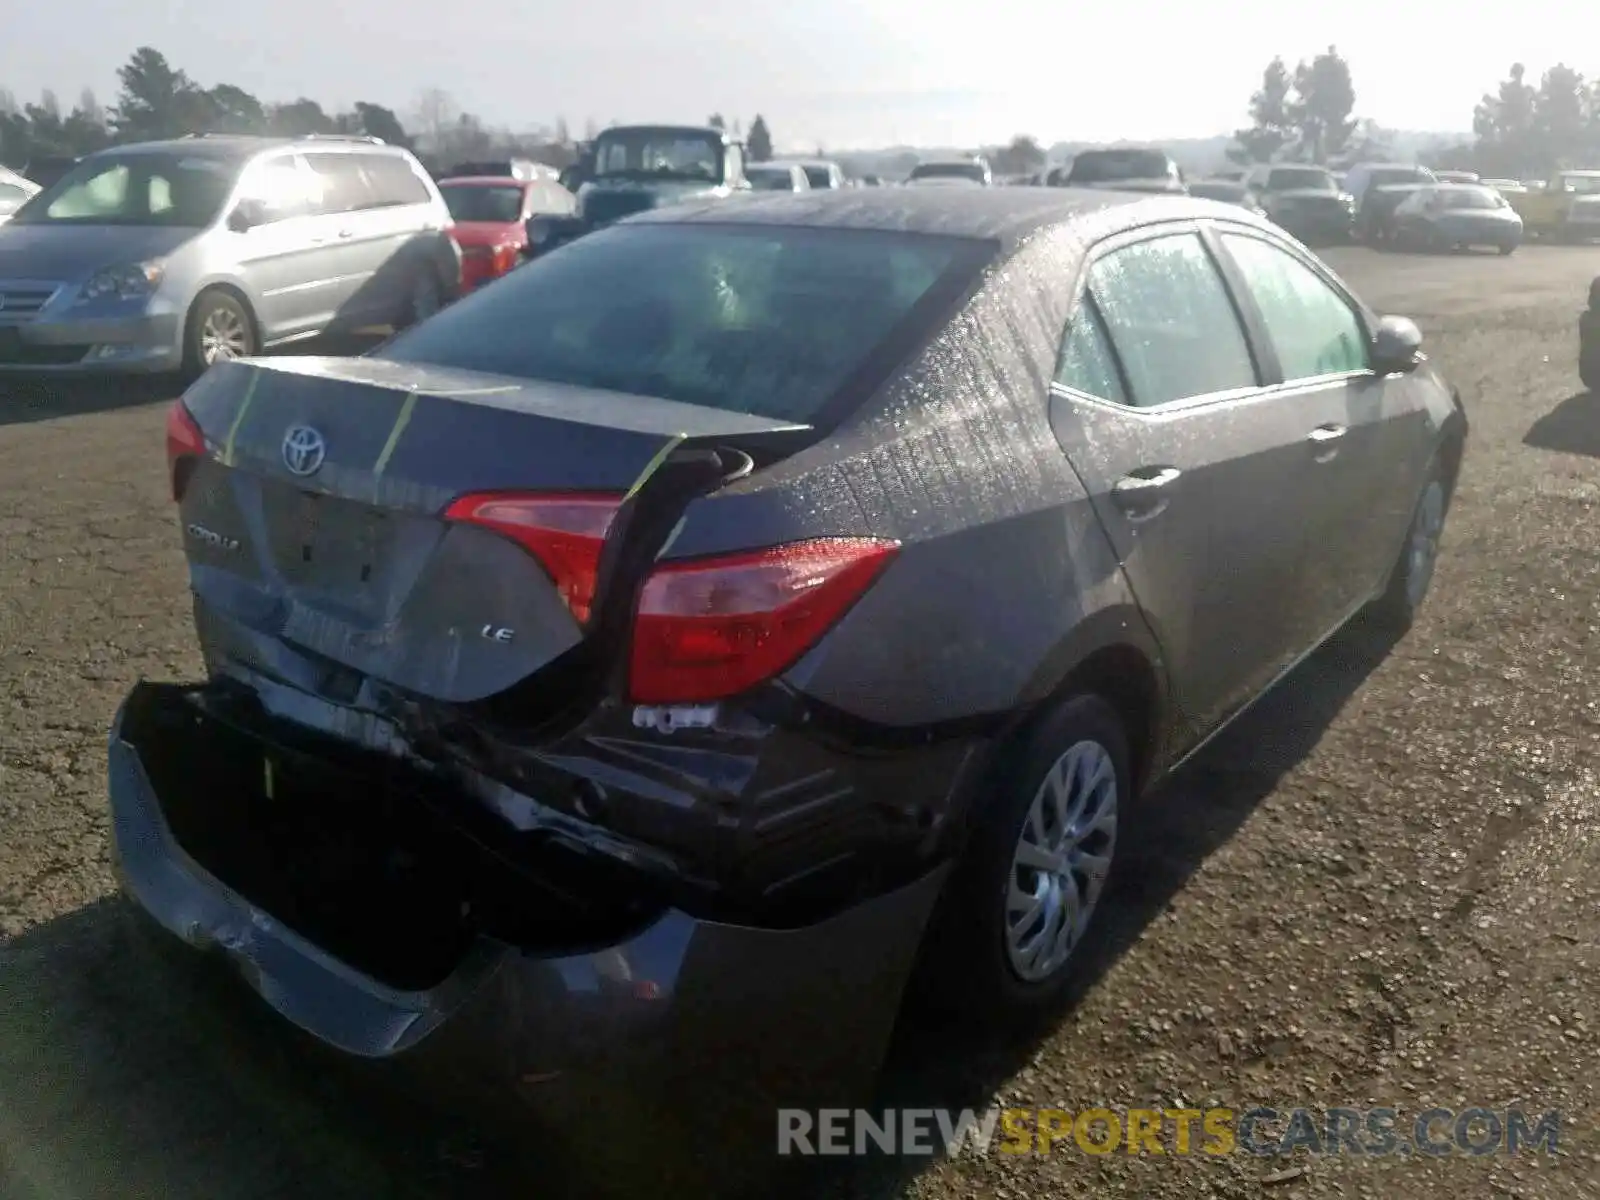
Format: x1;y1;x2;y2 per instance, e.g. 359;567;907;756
165;399;206;503
443;492;622;624
627;538;899;704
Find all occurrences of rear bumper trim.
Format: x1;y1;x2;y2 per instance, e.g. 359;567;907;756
109;681;949;1112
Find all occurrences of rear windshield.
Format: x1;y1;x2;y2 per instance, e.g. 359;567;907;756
1438;187;1506;210
1368;167;1433;188
1266;167;1335;191
376;223;989;422
440;183;525;222
1190;181;1247;201
11;152;239;226
911;162;987;184
1066;150;1172;183
746;166;797;191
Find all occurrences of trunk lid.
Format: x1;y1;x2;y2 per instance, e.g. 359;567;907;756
177;356;811;705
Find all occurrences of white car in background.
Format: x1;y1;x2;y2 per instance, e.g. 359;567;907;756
0;165;40;224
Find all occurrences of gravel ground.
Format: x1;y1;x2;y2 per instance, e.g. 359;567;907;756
3;244;1600;1199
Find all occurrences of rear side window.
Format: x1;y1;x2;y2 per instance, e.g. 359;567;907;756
1220;233;1368;381
358;154;432;206
377;223;989;423
303;153;373;215
1054;301;1127;403
1088;233;1257;406
237;154;313;221
802;166;832;188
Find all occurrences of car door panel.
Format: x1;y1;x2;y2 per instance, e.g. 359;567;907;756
228;154;346;340
299;153;384;325
1048;229;1309;743
1211;228;1432;636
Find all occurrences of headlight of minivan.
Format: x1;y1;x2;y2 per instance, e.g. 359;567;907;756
77;260;165;304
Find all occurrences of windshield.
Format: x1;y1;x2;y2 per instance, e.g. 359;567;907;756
11;152;239;227
1558;175;1600;195
1266;167;1335;192
592;130;723;183
1190;182;1247;201
910;162;987;184
747;166;797;191
440;184;525;223
1438;187;1505;210
1066;150;1173;183
377;223;987;423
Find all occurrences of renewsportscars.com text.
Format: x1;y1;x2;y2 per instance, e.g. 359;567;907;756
776;1106;1562;1158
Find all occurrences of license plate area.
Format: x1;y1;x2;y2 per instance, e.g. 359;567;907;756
273;490;398;607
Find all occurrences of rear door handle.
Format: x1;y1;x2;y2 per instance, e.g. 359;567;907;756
1307;423;1347;461
1111;466;1181;521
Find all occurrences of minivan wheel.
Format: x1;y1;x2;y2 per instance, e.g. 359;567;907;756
1370;469;1448;631
919;693;1130;1016
398;269;443;329
184;290;257;375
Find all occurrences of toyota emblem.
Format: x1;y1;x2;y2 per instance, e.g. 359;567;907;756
282;425;326;477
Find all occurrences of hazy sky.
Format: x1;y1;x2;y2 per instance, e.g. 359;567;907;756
1;0;1587;149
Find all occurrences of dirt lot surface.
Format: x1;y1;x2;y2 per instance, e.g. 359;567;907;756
4;244;1600;1199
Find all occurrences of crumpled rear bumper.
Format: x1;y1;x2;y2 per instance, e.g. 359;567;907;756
108;681;949;1175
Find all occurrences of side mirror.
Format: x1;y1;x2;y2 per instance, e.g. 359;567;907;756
1371;315;1424;375
227;199;265;233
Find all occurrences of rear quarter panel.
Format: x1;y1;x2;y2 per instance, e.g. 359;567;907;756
662;215;1169;730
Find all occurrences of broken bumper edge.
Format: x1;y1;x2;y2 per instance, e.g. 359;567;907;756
107;681;951;1134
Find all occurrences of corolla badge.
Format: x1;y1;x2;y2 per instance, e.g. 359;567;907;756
281;425;326;476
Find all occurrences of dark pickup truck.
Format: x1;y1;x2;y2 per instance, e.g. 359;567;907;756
527;124;751;254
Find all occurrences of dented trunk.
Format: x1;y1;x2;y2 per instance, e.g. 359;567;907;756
175;356;813;706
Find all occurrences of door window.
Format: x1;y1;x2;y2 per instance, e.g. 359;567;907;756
237;155;313;222
1054;300;1127;403
1087;233;1257;406
356;153;432;207
304;153;374;215
1220;233;1368;381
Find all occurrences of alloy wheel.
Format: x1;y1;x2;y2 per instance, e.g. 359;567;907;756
1406;480;1446;611
200;306;250;365
1004;739;1119;983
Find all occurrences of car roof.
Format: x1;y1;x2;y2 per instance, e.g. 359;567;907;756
438;175;531;186
631;186;1231;247
89;135;405;161
772;158;838;168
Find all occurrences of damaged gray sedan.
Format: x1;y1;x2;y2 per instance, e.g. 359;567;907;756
112;187;1466;1135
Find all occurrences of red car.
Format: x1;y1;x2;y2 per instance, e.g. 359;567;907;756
438;174;577;291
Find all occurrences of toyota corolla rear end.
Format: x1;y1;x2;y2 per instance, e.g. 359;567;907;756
110;217;1004;1152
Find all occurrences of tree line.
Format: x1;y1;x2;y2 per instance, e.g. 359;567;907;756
1231;47;1600;177
0;46;783;177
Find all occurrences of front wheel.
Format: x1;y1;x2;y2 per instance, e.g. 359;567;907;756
183;290;258;377
1499;243;1517;256
918;694;1130;1016
1370;468;1449;632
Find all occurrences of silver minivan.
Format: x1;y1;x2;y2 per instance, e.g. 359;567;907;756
0;134;461;374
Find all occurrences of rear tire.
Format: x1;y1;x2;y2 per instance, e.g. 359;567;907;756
395;268;444;330
1499;243;1517;256
182;289;258;378
918;694;1130;1017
